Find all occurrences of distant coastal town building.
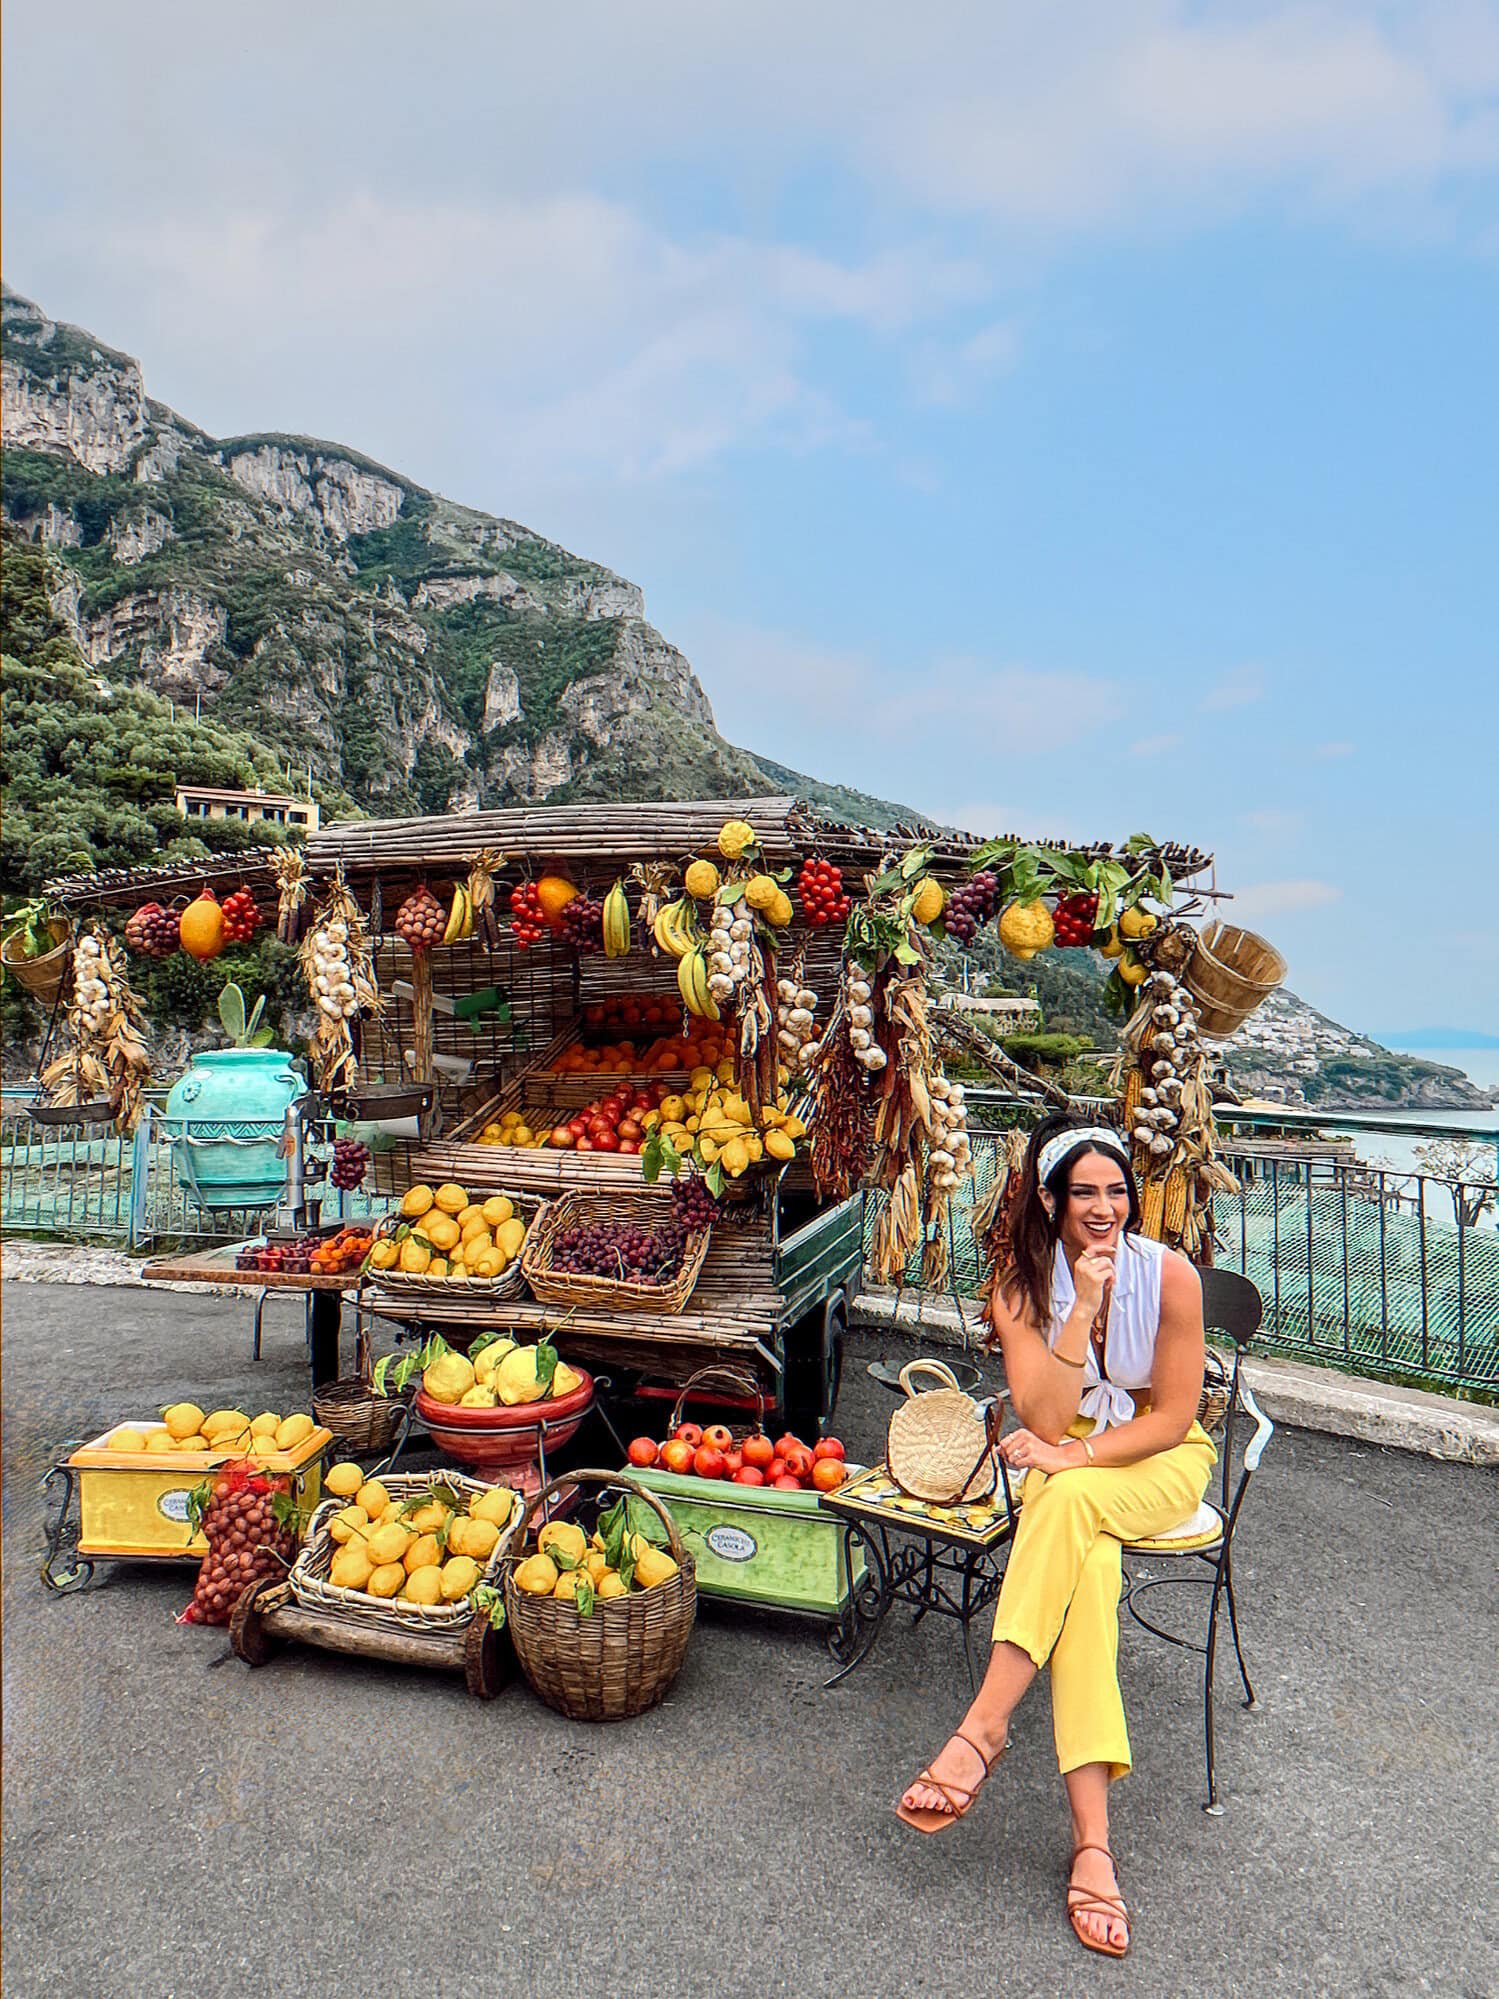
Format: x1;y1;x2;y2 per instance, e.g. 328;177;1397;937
174;785;320;832
938;993;1043;1031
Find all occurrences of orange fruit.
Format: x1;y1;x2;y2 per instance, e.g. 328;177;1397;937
178;892;226;961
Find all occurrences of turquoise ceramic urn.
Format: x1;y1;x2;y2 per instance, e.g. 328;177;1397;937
163;1048;305;1210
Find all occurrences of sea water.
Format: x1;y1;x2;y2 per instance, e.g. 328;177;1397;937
1349;1046;1499;1175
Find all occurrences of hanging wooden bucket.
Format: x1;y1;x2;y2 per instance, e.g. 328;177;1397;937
1184;921;1286;1038
1;921;72;1006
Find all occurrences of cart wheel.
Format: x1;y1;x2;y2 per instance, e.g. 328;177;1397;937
782;1295;846;1440
230;1577;287;1666
464;1610;509;1700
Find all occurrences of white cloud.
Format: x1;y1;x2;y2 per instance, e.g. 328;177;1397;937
1200;667;1266;712
912;318;1021;407
1231;878;1344;917
1311;740;1356;759
1129;733;1183;757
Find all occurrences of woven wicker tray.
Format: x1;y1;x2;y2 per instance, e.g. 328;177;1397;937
519;1189;711;1316
364;1194;547;1303
289;1471;520;1632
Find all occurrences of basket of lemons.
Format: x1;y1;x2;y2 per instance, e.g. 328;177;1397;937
289;1464;520;1633
363;1181;543;1298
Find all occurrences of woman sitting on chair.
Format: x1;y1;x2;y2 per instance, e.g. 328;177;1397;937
896;1113;1215;1960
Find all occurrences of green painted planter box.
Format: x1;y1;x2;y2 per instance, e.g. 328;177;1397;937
633;1468;863;1617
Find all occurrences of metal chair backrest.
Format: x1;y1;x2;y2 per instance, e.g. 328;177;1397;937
1200;1267;1269;1510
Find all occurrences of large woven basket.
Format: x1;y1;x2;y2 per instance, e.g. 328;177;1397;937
1;921;72;1005
519;1190;710;1316
1184;921;1286;1038
289;1470;520;1632
503;1469;696;1722
313;1311;410;1452
365;1193;546;1302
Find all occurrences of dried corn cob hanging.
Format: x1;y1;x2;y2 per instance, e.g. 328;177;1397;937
269;846;311;945
464;848;506;948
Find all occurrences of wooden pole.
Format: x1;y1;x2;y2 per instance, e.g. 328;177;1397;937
410;950;439;1139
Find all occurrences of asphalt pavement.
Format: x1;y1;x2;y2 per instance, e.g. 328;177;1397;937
3;1280;1496;1999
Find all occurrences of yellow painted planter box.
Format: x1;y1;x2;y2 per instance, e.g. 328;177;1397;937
66;1423;331;1561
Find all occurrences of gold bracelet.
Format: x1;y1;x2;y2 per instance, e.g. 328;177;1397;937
1053;1349;1087;1370
1081;1437;1096;1464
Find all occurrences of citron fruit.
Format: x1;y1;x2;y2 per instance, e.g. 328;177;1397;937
250;1410;281;1439
597;1571;629;1600
423;1350;475;1404
717;819;755;860
743;874;779;912
765;888;793;928
109;1427;147;1452
537;1520;587;1567
440;1556;481;1601
163;1402;205;1441
481;1195;514;1228
146;1429;180;1454
460;1518;500;1561
328;1505;369;1546
469;1487;512;1527
459;1384;498;1409
514;1552;559;1595
400;1183;436;1218
367;1562;406;1599
401;1565;443;1606
684;858;720;899
998;899;1056;957
910;877;945;926
404;1533;442;1575
551;1362;584;1398
356;1479;391;1520
274;1412;314;1452
324;1461;365;1499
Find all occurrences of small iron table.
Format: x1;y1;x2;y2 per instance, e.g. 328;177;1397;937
820;1463;1020;1691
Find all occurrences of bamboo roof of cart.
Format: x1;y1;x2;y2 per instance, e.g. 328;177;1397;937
44;797;1214;904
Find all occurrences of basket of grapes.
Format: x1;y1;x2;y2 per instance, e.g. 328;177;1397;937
519;1190;712;1316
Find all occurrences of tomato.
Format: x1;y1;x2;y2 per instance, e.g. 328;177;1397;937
702;1423;734;1452
772;1475;803;1492
734;1466;766;1486
742;1434;774;1470
722;1449;744;1476
674;1422;704;1448
811;1458;847;1492
813;1437;846;1461
626;1437;659;1467
660;1438;696;1474
692;1446;726;1480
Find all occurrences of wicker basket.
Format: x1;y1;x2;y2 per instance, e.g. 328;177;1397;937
1184;921;1286;1038
365;1193;547;1302
503;1469;696;1721
519;1190;710;1316
667;1366;768;1443
1197;1348;1232;1436
1;921;72;1005
313;1375;410;1453
289;1470;520;1631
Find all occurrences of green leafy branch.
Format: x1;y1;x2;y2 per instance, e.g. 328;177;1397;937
373;1332;450;1397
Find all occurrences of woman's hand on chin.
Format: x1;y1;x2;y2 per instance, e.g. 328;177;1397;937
998;1428;1077;1476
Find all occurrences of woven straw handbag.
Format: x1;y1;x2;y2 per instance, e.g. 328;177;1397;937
886;1359;1003;1505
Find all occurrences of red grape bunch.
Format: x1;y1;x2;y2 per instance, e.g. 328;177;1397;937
508;882;546;948
1052;892;1100;947
329;1137;370;1191
670;1174;721;1230
943;871;999;944
558;896;605;953
797;857;852;927
551;1217;690;1283
124;902;181;959
221;886;262;944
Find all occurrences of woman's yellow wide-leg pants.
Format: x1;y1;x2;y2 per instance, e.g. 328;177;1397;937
991;1423;1216;1780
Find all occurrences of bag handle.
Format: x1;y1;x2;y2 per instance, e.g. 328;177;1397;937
512;1466;688;1565
668;1365;766;1435
898;1357;963;1399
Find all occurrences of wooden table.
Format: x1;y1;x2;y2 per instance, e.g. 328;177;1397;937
140;1250;361;1387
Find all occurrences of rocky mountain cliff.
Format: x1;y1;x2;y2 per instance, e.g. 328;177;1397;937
0;285;840;819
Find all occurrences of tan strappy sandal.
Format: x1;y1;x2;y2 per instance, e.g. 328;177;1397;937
894;1730;1007;1834
1067;1843;1131;1959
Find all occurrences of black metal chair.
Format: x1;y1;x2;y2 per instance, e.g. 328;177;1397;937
1121;1267;1272;1814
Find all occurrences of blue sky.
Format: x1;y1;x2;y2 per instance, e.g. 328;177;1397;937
4;1;1496;1032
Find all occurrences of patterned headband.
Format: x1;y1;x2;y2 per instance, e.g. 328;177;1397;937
1036;1126;1129;1187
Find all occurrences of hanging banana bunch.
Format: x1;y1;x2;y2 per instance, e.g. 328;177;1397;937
602;880;632;959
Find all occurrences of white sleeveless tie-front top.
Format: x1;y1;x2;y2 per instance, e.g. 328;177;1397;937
1047;1232;1165;1432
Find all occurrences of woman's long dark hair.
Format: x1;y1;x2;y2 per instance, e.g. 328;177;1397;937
997;1112;1141;1331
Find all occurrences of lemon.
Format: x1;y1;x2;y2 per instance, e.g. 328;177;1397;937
330;1545;374;1590
1119;953;1148;988
400;1184;435;1218
274;1412;314;1452
324;1461;365;1499
633;1545;680;1589
481;1195;513;1228
203;1409;250;1440
328;1504;369;1546
162;1402;205;1441
717;817;755;860
401;1565;444;1606
473;1339;514;1384
250;1410;281;1439
178;1435;211;1453
459;1384;498;1408
408;1500;451;1534
403;1533;443;1574
998;899;1056;957
460;1518;501;1561
367;1563;406;1599
537;1520;587;1567
367;1520;415;1566
469;1487;512;1527
108;1427;148;1453
456;1203;487;1228
551;1362;584;1398
597;1571;629;1600
584;1550;609;1585
495;1345;546;1406
422;1351;475;1404
440;1556;482;1601
433;1182;468;1216
513;1553;559;1595
398;1239;432;1275
1119;907;1159;940
356;1479;390;1520
910;876;945;925
367;1238;399;1270
145;1429;180;1454
496;1218;526;1260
